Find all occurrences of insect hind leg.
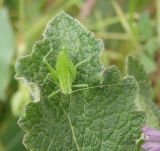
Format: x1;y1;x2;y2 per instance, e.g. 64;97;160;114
48;89;61;99
73;84;88;88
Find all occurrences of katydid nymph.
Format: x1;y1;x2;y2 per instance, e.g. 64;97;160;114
43;50;146;99
43;48;90;98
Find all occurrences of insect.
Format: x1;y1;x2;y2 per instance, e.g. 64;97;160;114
43;50;148;99
43;47;91;98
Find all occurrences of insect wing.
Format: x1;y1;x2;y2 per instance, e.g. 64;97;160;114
55;51;72;94
68;57;76;82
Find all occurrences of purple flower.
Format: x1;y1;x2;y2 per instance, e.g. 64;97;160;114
142;126;160;151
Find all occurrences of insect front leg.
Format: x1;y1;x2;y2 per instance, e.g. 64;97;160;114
43;53;61;98
43;73;61;98
43;58;58;82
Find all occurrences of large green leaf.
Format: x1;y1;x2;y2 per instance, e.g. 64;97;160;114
16;12;146;151
0;8;15;101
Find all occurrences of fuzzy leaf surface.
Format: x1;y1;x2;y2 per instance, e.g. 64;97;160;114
15;11;104;92
16;12;146;151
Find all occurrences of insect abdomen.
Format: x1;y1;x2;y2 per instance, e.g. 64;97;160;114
59;70;72;94
56;50;74;94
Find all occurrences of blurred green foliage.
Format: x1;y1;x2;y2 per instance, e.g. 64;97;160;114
0;8;15;101
0;0;160;150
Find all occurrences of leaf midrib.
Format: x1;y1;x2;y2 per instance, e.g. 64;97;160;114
60;95;80;151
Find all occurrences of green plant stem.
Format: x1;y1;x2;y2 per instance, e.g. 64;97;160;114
95;32;130;40
16;0;26;57
0;0;3;8
128;0;139;41
112;0;132;35
111;0;141;51
88;13;139;30
19;0;25;27
156;0;160;43
129;0;137;19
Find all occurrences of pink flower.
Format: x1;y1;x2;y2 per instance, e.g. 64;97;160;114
142;126;160;151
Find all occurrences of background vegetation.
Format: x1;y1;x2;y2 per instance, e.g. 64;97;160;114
0;0;160;150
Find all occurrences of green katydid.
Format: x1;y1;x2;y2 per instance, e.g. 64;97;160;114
43;50;148;99
43;47;91;98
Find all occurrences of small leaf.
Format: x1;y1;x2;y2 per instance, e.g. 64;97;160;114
127;56;152;99
145;38;159;58
139;13;153;41
127;56;160;128
140;53;157;74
